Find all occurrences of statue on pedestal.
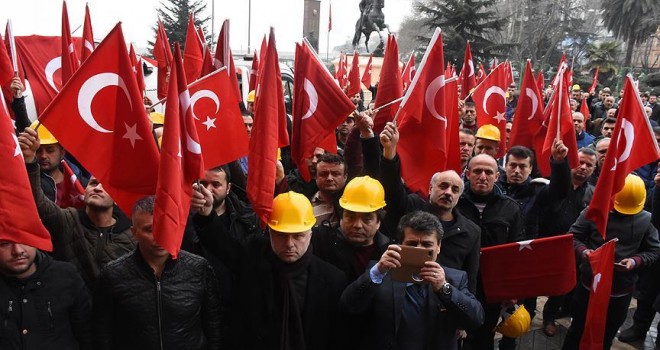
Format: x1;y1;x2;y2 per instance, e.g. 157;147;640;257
351;0;390;56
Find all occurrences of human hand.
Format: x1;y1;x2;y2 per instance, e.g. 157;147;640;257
419;261;446;292
10;77;24;98
377;245;402;274
191;182;213;216
356;110;375;138
379;122;399;160
551;138;568;161
17;127;39;163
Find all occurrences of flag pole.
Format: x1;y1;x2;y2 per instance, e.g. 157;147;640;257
7;19;18;77
327;1;331;61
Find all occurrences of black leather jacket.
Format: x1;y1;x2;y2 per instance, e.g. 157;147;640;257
93;249;223;350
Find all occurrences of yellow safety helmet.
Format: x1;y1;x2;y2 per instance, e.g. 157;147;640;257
149;112;165;125
268;192;316;233
339;176;386;213
496;305;531;338
29;121;58;145
475;124;501;142
247;90;256;103
572;84;581;91
614;174;646;215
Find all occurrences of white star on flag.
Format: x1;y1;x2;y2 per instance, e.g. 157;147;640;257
122;123;143;148
202;116;217;131
12;133;22;158
517;240;533;251
494;111;507;123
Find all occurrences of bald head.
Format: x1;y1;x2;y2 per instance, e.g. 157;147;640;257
466;154;499;195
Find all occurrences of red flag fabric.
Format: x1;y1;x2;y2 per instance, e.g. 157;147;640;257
292;41;355;182
61;1;80;86
401;53;415;91
536;71;545;93
189;68;249;168
15;35;82;114
396;28;449;195
81;3;95;63
328;2;333;32
248;28;289;225
372;35;402;134
249;50;259;91
476;62;486;85
0;90;52;251
347;51;361;97
580;94;591;126
0;35;14;105
129;44;146;94
259;36;267;72
579;239;616;349
509;61;544;149
153;43;204;259
445;78;462;173
335;52;347;90
589;66;599;94
459;41;476;99
586;76;660;236
38;24;160;217
214;20;241;103
199;26;214;78
58;160;85;209
479;234;576;303
361;53;372;89
153;20;172;100
541;67;579;176
471;62;512;158
183;14;204;83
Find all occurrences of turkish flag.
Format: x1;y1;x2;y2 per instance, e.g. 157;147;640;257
579;239;616;349
445;78;462;174
509;61;544;149
189;68;249;168
199;26;215;79
471;62;512;158
476;62;486;85
541;67;579;176
58;160;85;209
536;71;545;93
335;52;347;90
153;43;204;259
249;50;259;92
0;91;52;251
347;51;361;97
479;234;576;303
589;66;600;94
586;76;660;236
396;28;450;195
459;41;476;99
81;3;95;63
38;23;160;217
361;53;372;89
401;52;415;91
214;20;241;103
153;20;172;100
580;95;591;125
61;1;80;86
373;35;403;134
183;14;204;83
292;41;355;182
0;35;14;106
128;44;146;94
248;28;289;224
15;35;82;114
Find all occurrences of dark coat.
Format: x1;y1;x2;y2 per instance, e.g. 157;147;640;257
0;252;92;350
93;249;223;350
340;264;484;350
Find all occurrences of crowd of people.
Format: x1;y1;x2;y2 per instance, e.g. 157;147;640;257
2;55;660;350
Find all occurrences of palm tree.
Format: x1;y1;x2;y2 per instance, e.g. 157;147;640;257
586;41;621;87
601;0;660;70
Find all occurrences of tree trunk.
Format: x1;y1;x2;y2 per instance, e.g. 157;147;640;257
624;37;634;74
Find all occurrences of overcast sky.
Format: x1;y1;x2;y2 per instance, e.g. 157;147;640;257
1;0;413;55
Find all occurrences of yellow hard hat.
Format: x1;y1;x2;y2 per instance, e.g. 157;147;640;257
29;121;58;145
496;305;531;338
572;84;581;91
149;112;165;125
475;124;501;142
268;192;316;233
339;176;386;213
614;174;646;215
247;90;256;103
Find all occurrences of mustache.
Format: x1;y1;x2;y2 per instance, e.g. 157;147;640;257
440;194;453;203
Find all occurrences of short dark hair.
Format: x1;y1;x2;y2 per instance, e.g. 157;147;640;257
208;164;231;183
464;101;476;108
603;117;617;125
133;195;156;217
506;145;535;165
459;128;475;136
578;147;597;157
339;207;387;222
396;211;443;243
316;153;346;169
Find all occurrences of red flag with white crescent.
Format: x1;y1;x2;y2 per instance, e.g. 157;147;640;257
347;51;361;97
57;160;85;209
81;3;95;63
401;52;415;91
153;19;172;100
372;35;402;134
509;60;544;150
459;41;476;100
580;239;616;349
471;62;512;158
61;1;80;86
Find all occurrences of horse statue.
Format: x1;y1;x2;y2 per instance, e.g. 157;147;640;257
352;0;390;56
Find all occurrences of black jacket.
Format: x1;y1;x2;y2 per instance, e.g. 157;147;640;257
93;249;223;350
0;252;92;350
538;180;594;238
572;209;660;295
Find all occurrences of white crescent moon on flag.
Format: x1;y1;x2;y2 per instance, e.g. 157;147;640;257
424;75;447;124
84;40;94;53
483;86;506;115
77;73;132;134
611;118;635;171
525;88;538;120
45;56;62;92
468;59;475;77
179;90;203;155
302;78;318;120
189;90;220;120
592;273;602;292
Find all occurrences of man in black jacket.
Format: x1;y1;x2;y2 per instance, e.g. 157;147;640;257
0;242;92;350
93;196;223;350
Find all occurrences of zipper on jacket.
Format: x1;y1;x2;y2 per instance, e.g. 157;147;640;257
47;301;54;328
156;278;164;350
